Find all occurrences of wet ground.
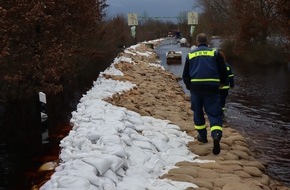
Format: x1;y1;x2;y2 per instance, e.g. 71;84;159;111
156;37;290;186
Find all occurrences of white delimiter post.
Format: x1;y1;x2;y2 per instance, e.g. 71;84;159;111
39;92;49;144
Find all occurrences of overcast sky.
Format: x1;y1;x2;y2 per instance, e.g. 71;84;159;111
106;0;199;22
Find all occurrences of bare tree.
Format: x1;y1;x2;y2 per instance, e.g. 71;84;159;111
197;0;236;35
233;0;281;44
0;0;108;100
197;0;289;60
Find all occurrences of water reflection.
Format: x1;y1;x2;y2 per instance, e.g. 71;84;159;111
156;38;290;186
227;63;290;185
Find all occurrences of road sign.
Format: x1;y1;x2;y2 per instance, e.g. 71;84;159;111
128;13;138;26
188;12;198;25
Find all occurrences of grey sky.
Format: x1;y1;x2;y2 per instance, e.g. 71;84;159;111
106;0;199;21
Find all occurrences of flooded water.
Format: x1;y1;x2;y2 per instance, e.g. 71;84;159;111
156;37;290;187
226;64;290;185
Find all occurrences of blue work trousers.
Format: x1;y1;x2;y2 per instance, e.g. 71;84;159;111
190;91;223;130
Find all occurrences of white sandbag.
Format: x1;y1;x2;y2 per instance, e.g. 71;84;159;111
39;180;53;190
166;139;183;148
120;134;132;146
127;115;144;126
102;65;124;76
89;185;101;190
54;165;63;172
104;108;126;121
82;157;112;175
113;55;134;64
103;169;120;183
165;128;182;137
56;175;91;188
126;109;141;118
144;154;165;174
47;188;83;190
84;101;104;114
134;124;148;131
102;154;125;172
103;119;126;132
74;137;93;151
98;135;122;146
98;176;116;189
86;132;101;142
59;149;73;162
103;144;127;158
132;140;157;152
130;133;150;142
141;116;169;128
115;167;126;177
95;125;119;136
123;121;137;131
165;147;190;156
142;130;169;142
161;154;193;165
122;127;138;136
80;117;90;122
151;138;170;152
126;146;148;165
116;175;147;190
164;133;179;138
62;151;98;161
62;160;96;174
165;123;180;130
65;169;100;187
59;135;74;148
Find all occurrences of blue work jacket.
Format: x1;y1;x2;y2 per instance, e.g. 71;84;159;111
182;44;228;92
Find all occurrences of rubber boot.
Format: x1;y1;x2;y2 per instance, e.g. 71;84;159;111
211;130;222;155
197;128;208;143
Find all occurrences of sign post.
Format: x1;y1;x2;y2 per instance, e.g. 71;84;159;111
128;13;138;44
188;12;198;45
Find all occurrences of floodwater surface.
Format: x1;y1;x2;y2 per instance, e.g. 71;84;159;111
156;37;290;186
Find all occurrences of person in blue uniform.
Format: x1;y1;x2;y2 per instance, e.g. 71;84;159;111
182;33;228;155
219;52;235;113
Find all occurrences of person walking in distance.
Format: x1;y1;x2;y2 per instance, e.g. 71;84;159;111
182;33;228;155
219;52;235;113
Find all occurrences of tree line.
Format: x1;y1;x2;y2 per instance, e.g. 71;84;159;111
1;0;289;102
196;0;289;63
0;0;108;101
0;1;182;103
